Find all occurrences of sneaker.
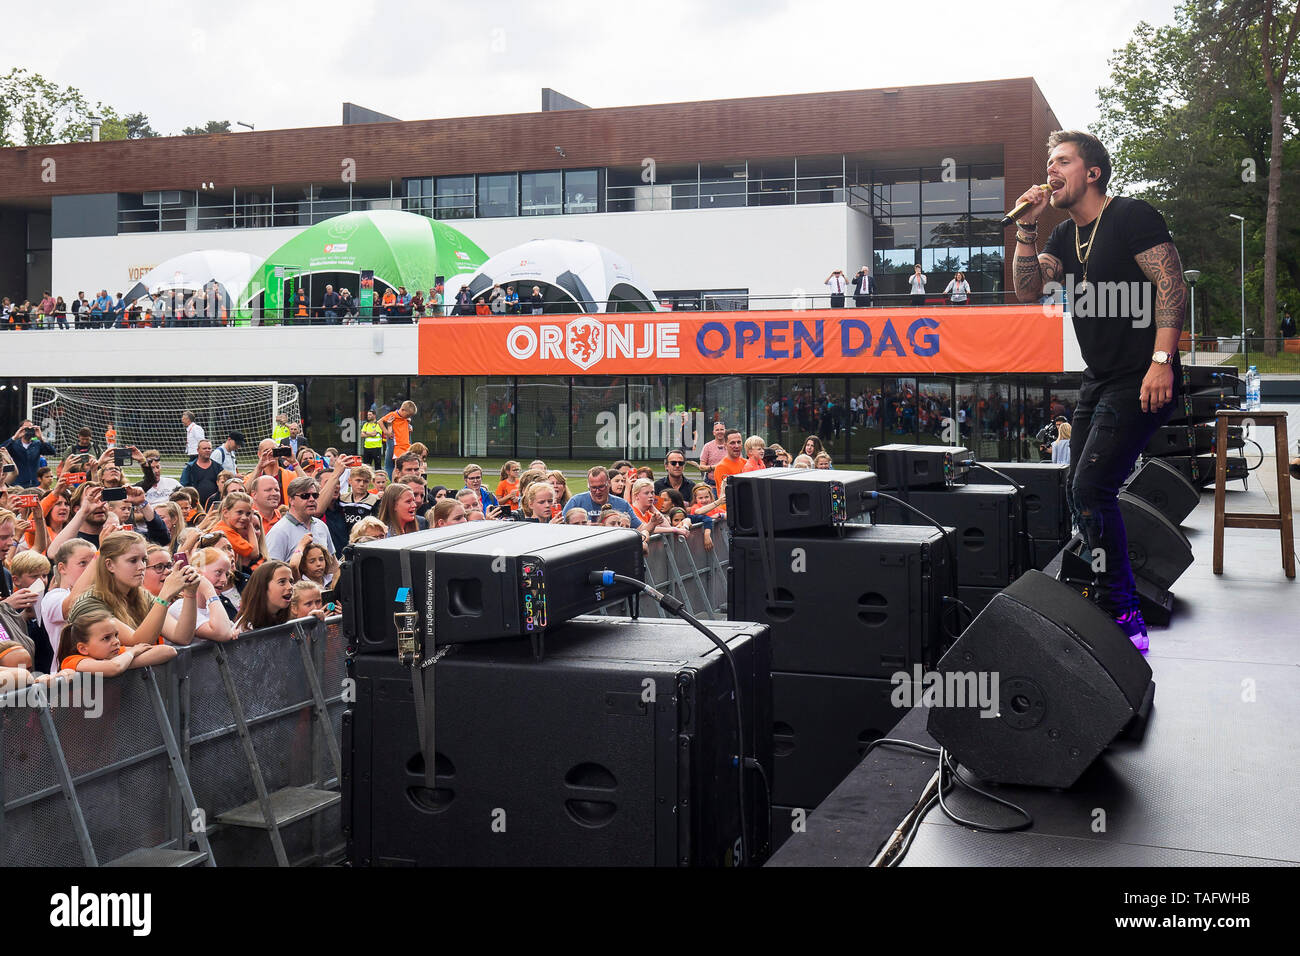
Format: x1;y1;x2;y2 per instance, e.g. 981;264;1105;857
1115;608;1149;654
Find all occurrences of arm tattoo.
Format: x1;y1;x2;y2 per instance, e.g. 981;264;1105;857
1013;252;1063;302
1134;242;1187;331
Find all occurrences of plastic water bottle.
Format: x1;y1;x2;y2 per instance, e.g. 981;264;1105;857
1245;366;1261;410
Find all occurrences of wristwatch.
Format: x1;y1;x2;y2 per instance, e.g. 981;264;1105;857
1151;350;1171;365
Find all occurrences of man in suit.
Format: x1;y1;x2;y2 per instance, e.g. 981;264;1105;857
853;265;875;307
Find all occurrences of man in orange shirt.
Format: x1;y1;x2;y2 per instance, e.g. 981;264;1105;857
711;429;747;497
380;401;417;476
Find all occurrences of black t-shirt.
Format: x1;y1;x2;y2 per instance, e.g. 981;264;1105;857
1043;196;1179;388
653;475;695;500
181;459;223;509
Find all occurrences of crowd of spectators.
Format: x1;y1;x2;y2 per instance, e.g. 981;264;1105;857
1;397;834;689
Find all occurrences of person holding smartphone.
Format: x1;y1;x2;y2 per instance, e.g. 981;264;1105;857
3;421;58;487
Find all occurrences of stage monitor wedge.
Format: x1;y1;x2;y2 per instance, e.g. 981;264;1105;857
727;467;877;536
927;570;1153;789
1122;457;1200;525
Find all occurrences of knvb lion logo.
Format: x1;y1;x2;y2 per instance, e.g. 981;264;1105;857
326;218;360;241
566;316;604;371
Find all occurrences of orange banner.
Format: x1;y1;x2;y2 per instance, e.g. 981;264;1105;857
417;306;1064;376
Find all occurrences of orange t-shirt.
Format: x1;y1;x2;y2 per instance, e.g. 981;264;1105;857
495;479;519;505
742;458;767;473
712;456;746;491
60;647;125;672
632;504;658;525
381;411;412;458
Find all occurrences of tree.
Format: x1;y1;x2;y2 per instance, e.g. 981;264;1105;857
182;120;232;136
123;112;160;139
0;67;91;146
1096;1;1300;345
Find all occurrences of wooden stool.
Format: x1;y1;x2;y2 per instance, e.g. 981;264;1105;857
1213;410;1295;578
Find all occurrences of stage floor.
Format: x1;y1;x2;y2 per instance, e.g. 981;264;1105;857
769;446;1300;867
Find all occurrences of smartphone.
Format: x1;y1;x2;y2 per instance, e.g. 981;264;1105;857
14;493;39;508
101;486;128;502
273;444;293;457
113;448;130;466
174;553;189;567
27;577;45;597
63;472;86;484
321;588;336;606
2;463;16;474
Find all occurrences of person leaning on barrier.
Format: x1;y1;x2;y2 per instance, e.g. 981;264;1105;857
212;491;267;577
289;579;328;622
234;560;294;634
68;531;202;647
38;539;97;669
167;547;236;643
56;606;178;677
564;467;642;527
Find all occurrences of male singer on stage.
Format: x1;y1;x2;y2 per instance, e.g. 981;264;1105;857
1011;130;1186;653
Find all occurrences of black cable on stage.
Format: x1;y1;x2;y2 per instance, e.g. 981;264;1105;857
937;748;1033;833
870;491;969;641
1243;438;1265;472
590;570;752;866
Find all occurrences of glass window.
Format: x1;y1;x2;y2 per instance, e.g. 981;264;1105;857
515;377;569;459
971;165;1005;213
477;174;517;218
408;378;462;457
749;158;794;206
699;162;746;208
914;380;954;447
435;176;474;219
564;169;599;214
521;171;563;216
403;178;432;216
845;376;883;463
571;377;626;458
875;170;920;216
462;376;514;457
922;165;969;215
797;155;845;205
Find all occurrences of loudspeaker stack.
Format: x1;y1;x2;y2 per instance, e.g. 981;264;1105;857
1141;366;1246;488
727;468;955;820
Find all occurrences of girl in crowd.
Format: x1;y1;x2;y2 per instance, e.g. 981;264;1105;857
24;487;70;549
521;481;561;523
609;468;628;498
814;452;833;470
546;470;571;511
496;461;522;510
791;454;814;470
234;560;294;634
429;499;468;527
292;538;339;590
429;485;449;502
515;469;546;509
629;479;688;538
169;547;236;643
141;544;172;597
690;482;726;519
211;492;266;578
348;516;389;545
68;531;201;646
289;580;328;622
39;538;97;670
155;500;187;551
375;483;420;537
564;509;589;525
371;471;389;496
801;436;824;460
57;606;177;676
170;488;201;523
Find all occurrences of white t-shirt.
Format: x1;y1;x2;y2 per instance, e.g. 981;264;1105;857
143;477;182;508
186;422;205;455
39;588;71;661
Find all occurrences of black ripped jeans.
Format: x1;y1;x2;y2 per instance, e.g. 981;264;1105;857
1067;375;1175;616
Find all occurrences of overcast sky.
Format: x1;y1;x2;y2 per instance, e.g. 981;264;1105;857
5;0;1179;135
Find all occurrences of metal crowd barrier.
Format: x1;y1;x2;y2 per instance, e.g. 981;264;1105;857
0;616;346;868
597;522;731;620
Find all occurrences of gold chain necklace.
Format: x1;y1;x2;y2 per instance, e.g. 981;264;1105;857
1075;195;1111;285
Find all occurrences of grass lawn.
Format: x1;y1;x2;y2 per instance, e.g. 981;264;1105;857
1214;351;1300;374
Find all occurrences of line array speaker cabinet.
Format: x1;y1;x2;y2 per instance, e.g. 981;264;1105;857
728;523;954;678
772;672;907;809
873;484;1023;588
964;461;1071;541
1182;366;1240;391
344;616;773;866
1145;424;1244;458
341;523;643;654
1122;457;1200;525
869;444;970;490
727;467;877;535
1158;454;1248;488
1167;387;1241;424
927;571;1154;789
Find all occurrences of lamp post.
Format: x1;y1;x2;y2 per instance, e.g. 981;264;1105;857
1228;214;1245;358
1184;270;1201;364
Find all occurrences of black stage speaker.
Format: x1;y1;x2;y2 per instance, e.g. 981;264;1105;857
958;585;1003;618
964;461;1070;541
727;467;877;535
1158;454;1248;488
869;444;970;490
1044;533;1175;627
1031;536;1073;571
873;484;1022;588
927;571;1154;789
1145;423;1243;458
344;616;773;866
1181;366;1240;391
1122;457;1200;525
342;523;643;654
1117;491;1194;590
772;672;906;809
728;523;953;678
1167;387;1240;424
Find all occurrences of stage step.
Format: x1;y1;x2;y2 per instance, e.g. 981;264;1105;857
106;847;208;867
216;787;340;830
